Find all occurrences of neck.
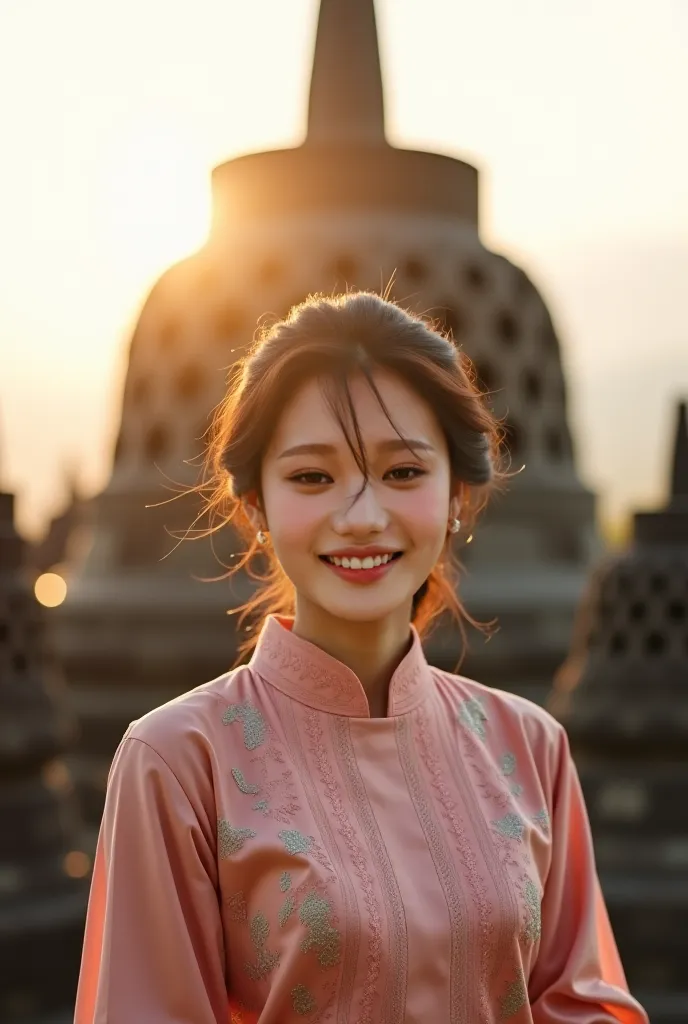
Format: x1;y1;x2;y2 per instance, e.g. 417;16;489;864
291;601;414;717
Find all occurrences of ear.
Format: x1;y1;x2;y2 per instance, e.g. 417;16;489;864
449;481;464;520
243;490;266;534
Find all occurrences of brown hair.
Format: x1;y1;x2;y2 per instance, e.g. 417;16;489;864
196;292;506;662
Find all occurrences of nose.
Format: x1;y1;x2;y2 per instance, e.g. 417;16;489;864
332;480;389;537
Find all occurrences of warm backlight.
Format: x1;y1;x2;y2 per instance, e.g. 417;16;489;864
101;112;211;281
34;573;68;608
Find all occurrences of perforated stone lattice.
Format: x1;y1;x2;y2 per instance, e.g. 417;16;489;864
111;230;574;485
589;556;688;659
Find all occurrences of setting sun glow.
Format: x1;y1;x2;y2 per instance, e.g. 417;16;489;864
101;113;211;284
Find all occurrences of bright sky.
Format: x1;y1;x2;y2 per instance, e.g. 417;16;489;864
1;0;687;538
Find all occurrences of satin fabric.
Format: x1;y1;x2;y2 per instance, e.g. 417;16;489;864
76;615;647;1023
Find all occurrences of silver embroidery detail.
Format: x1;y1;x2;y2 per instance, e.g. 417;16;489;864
226;891;247;921
280;871;292;892
533;808;550;833
501;752;517;776
222;703;266;750
217;819;257;859
279;829;312;855
245;911;280;980
299;890;341;968
252;799;270;815
292;983;317;1015
523;878;542;943
510;783;524;797
500;973;527;1018
459;697;488;740
492;813;525;841
278;893;296;927
231;767;261;795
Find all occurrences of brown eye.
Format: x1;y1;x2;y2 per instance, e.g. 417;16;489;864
290;472;331;485
386;466;425;482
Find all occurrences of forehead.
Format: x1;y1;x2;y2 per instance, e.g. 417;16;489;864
266;368;443;453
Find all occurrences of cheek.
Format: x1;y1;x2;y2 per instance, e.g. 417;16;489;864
262;482;323;548
392;480;451;544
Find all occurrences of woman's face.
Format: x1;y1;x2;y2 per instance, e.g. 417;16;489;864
256;368;459;628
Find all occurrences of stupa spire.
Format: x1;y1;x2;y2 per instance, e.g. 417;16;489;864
307;0;386;145
670;399;688;502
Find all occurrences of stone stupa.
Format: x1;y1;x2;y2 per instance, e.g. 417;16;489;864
55;0;597;826
0;431;88;1024
551;400;688;1024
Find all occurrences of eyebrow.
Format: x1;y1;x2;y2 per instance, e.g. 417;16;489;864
277;439;436;460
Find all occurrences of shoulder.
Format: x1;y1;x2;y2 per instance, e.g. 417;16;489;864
432;668;567;761
113;664;259;786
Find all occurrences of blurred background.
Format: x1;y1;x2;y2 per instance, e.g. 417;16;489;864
0;1;686;1021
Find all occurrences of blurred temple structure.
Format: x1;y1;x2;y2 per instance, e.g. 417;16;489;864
54;0;598;832
553;399;688;1024
0;435;88;1024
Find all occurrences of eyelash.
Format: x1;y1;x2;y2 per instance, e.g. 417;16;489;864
288;466;426;485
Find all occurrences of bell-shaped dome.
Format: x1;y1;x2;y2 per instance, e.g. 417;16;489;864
551;399;688;1020
56;0;596;827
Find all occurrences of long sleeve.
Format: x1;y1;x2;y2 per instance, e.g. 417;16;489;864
528;725;648;1023
74;735;228;1024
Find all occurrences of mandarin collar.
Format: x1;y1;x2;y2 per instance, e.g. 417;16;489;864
249;615;433;718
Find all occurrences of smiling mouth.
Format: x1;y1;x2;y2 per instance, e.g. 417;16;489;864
319;552;403;570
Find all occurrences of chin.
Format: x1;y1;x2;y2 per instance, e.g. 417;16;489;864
308;586;416;626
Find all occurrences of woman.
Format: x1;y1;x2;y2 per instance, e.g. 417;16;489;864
76;293;647;1023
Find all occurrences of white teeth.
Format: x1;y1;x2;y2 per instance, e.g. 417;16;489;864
325;553;399;569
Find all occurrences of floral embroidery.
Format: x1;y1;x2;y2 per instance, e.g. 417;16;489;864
226;891;248;921
242;742;301;823
522;878;541;943
217;819;257;858
532;808;550;833
279;829;312;855
499;972;527;1018
492;813;525;842
292;983;317;1015
299;891;341;968
280;871;292;892
278;893;296;927
244;911;280;980
391;661;423;708
500;752;524;796
459;697;488;740
261;633;361;711
223;703;266;750
231;767;261;795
